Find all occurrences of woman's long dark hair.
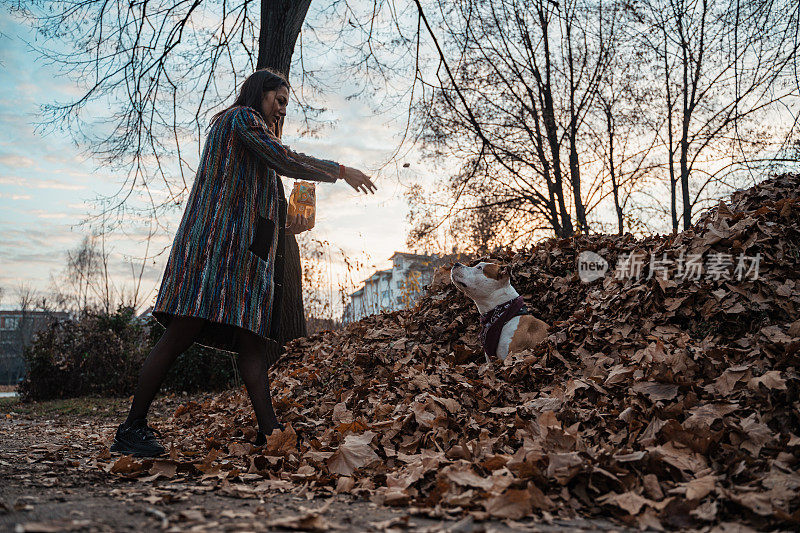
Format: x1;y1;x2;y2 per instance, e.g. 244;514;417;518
211;68;289;127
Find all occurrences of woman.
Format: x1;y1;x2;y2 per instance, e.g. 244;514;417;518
110;69;376;457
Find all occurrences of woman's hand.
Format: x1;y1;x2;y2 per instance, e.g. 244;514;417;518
286;213;313;234
342;166;377;194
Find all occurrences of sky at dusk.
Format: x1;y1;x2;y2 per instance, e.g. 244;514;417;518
0;10;432;313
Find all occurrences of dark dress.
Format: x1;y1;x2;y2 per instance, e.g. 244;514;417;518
152;106;340;353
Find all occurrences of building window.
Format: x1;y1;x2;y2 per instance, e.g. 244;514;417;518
1;317;20;330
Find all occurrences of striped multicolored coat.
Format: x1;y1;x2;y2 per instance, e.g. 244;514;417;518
152;106;340;353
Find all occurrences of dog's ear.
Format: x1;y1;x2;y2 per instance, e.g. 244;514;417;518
484;262;511;281
497;263;512;281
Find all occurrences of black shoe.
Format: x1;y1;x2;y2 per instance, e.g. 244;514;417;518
110;419;166;457
254;422;286;446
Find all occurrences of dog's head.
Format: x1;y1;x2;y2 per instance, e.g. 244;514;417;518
450;261;511;300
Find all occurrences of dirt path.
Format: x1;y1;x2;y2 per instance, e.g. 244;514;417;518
0;394;624;532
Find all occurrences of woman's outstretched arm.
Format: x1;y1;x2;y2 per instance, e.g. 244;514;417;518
232;106;340;183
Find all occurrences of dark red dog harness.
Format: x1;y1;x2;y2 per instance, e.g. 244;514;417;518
479;296;529;359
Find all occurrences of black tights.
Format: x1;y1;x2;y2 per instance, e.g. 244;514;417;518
124;316;280;434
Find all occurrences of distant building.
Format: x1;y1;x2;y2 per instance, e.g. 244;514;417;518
343;252;439;323
0;310;69;385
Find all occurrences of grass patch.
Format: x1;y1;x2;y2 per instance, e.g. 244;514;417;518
0;395;130;418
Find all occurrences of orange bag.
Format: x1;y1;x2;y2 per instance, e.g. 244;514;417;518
287;180;316;230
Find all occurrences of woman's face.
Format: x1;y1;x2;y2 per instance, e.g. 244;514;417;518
261;85;289;130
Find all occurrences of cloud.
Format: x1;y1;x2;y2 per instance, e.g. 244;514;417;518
0;176;87;190
0;176;25;186
14;83;39;95
0;192;31;200
2;250;66;265
0;154;35;168
36;178;88;190
26;210;72;219
0;226;77;250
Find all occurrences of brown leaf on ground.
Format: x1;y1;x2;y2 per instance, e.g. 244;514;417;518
263;513;340;532
148;460;177;479
483;489;534;520
632;381;679;402
747;370;787;391
685;474;717;501
597;491;651;515
546;452;582;484
265;424;298;455
108;456;146;475
327;431;379;475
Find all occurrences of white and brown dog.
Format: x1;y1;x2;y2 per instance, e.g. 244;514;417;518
450;262;549;362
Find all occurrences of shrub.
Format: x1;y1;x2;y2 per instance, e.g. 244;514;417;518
18;307;238;401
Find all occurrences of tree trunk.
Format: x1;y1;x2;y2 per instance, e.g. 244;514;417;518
566;16;587;235
257;0;313;367
568;128;586;234
257;0;311;74
680;139;692;231
605;108;623;235
534;3;573;237
539;70;573;237
660;19;679;234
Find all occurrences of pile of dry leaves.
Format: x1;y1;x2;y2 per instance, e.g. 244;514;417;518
97;174;800;529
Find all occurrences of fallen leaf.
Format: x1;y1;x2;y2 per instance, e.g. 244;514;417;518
483;489;533;520
148;460;177;479
327;431;379;475
546;452;583;484
597;491;651;515
632;381;679;401
108;456;146;475
747;371;787;391
265;424;298;455
685;474;716;500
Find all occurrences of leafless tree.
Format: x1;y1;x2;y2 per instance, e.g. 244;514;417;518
295;233;375;328
7;1;288;224
407;0;799;243
410;0;616;244
64;235;103;313
6;0;427;339
42;232;154;315
638;0;800;232
586;6;662;235
14;283;38;350
15;284;36;311
122;221;158;313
